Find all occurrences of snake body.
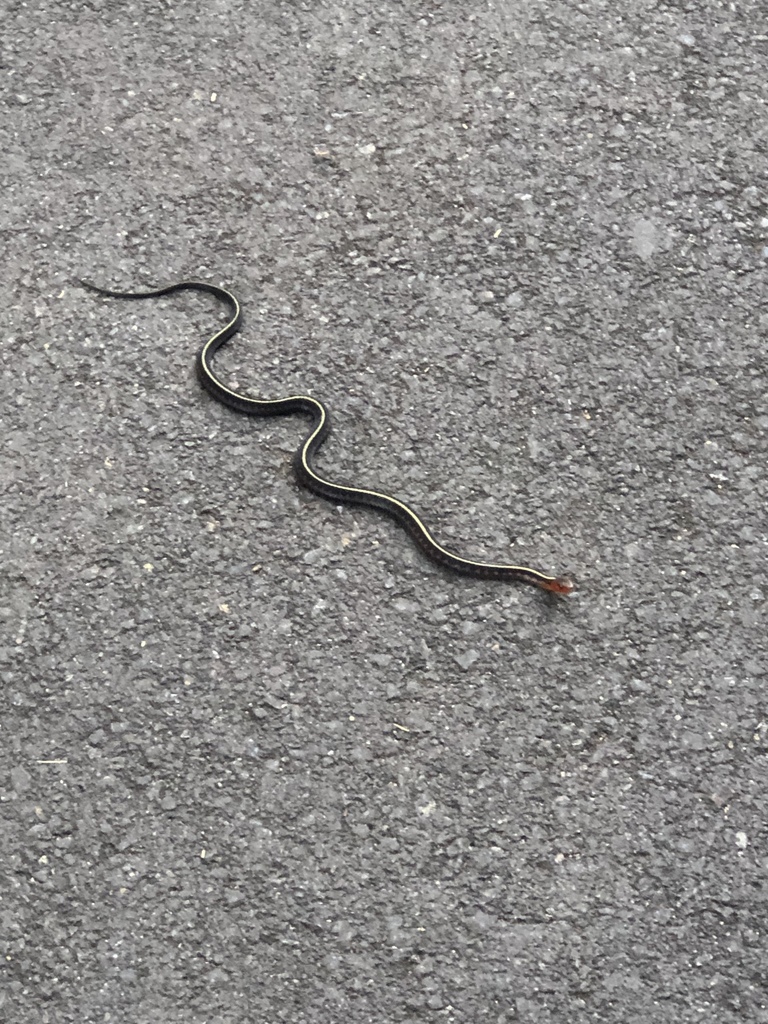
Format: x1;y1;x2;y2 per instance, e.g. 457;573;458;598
81;279;573;595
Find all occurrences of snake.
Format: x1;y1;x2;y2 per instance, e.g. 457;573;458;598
80;279;574;595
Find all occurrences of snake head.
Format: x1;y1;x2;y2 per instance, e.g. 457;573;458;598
540;575;575;595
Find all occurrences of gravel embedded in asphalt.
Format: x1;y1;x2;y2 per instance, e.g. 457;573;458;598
2;2;768;1022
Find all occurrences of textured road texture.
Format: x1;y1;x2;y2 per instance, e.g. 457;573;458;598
2;2;768;1022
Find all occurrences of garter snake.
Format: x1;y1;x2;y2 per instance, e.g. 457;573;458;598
80;279;574;595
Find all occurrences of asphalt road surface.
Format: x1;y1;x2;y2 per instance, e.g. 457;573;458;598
2;2;767;1022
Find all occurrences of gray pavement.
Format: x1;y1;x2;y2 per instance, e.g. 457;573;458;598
2;2;768;1022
